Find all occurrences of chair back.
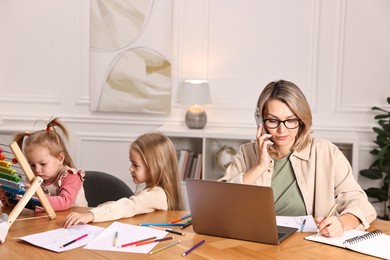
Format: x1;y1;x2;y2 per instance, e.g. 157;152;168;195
84;171;134;207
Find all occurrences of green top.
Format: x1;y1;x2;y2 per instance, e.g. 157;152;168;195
271;154;307;216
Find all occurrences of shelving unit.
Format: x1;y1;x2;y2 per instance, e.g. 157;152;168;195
156;124;255;209
156;124;359;210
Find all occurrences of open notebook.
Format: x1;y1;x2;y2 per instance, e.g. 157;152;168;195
305;229;390;259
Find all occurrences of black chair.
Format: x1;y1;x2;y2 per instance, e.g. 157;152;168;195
83;171;134;207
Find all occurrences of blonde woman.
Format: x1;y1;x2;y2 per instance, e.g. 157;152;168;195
220;80;376;237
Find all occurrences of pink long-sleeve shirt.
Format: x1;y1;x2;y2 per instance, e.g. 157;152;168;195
41;166;88;211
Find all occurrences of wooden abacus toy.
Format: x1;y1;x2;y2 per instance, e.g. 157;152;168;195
0;142;56;242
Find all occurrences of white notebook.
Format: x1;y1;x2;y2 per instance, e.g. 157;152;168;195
305;229;390;259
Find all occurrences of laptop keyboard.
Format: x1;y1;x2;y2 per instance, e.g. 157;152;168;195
278;232;286;239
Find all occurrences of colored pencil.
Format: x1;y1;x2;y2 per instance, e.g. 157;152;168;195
139;223;185;227
150;226;186;236
181;222;193;229
120;236;157;248
169;214;191;223
182;239;205;256
134;236;174;247
300;219;306;232
113;231;118;247
149;240;181;255
60;233;88;248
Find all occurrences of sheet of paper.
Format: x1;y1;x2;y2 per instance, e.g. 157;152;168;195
276;215;317;232
84;221;168;254
19;224;104;252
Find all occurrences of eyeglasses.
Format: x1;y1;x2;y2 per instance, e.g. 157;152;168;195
263;119;301;129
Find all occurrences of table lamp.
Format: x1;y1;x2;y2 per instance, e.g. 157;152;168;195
178;80;211;129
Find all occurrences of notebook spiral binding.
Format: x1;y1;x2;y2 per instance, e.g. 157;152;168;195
343;229;382;245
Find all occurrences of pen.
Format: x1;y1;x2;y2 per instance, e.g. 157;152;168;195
150;226;186;236
149;240;181;255
300;219;306;232
113;231;118;247
60;233;88;248
120;236;157;248
181;222;192;229
314;203;338;237
134;236;174;247
169;214;191;223
182;239;205;256
139;223;186;227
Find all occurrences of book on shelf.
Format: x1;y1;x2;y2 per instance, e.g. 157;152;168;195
183;151;194;181
305;229;390;259
189;157;198;179
194;153;202;179
177;150;203;181
177;149;189;181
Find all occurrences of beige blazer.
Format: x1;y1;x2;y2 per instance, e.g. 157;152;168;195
219;138;377;229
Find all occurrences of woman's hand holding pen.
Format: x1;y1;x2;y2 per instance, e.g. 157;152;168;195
315;215;344;238
316;213;361;238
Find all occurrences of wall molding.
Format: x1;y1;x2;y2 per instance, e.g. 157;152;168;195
307;0;321;113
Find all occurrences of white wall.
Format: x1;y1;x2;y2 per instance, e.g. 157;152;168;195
0;0;389;205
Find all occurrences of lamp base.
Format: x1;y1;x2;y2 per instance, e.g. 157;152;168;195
185;110;207;129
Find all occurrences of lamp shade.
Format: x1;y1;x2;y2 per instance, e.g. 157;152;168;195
178;80;211;105
178;80;211;129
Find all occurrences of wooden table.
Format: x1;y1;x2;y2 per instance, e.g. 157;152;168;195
1;207;390;259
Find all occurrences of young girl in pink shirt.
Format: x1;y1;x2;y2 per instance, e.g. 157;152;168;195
0;118;88;211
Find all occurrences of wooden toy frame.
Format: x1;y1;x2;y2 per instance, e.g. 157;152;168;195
5;142;56;227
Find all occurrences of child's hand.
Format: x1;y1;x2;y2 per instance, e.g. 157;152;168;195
0;190;12;207
63;212;94;228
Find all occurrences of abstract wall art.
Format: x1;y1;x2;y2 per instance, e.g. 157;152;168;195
89;0;172;114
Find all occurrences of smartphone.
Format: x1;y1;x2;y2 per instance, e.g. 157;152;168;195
254;107;267;135
254;107;262;126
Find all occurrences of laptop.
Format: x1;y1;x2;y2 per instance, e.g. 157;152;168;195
185;178;298;245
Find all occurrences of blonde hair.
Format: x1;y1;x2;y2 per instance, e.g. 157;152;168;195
13;117;74;168
257;80;312;152
131;132;184;210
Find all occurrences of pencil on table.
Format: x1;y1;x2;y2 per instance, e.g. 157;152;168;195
139;223;186;227
133;236;174;247
169;214;191;223
300;219;306;232
182;239;205;256
181;222;192;229
149;240;181;255
60;233;88;248
119;236;157;248
150;226;186;236
113;231;118;247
